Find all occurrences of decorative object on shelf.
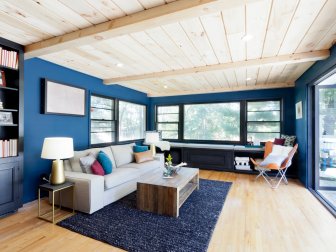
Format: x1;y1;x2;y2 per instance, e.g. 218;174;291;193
247;136;254;146
295;101;303;119
0;70;6;86
0;111;13;125
43;79;86;116
41;137;74;185
163;154;187;178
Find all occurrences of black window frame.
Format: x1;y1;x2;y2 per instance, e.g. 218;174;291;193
117;99;147;143
155;104;181;141
155;98;283;145
90;93;116;147
245;98;283;144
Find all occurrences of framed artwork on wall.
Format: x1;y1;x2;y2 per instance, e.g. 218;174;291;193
43;79;86;116
0;111;13;125
296;101;303;119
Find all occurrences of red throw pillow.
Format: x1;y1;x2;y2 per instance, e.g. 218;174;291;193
91;160;105;176
274;138;285;146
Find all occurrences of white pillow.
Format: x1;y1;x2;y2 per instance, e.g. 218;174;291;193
260;153;287;168
271;145;292;156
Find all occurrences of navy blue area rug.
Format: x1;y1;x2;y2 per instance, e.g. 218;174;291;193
58;179;232;252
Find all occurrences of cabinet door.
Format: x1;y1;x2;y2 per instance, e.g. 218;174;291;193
0;162;19;215
183;148;234;171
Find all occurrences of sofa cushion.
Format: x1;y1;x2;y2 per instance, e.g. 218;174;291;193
104;168;139;190
69;146;116;173
64;159;72;171
111;143;135;167
119;160;161;176
97;151;113;174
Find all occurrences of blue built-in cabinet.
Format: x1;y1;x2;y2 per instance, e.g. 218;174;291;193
23;58;149;203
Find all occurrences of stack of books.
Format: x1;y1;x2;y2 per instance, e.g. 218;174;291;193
235;157;251;171
0;47;19;69
0;139;18;158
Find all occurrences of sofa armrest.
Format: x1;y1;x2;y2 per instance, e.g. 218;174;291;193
64;171;105;214
154;153;165;169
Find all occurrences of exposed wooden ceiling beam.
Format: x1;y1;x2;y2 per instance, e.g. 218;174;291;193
24;0;256;59
104;50;329;84
147;83;295;97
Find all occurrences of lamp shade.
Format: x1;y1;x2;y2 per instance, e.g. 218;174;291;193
41;137;74;160
144;131;160;144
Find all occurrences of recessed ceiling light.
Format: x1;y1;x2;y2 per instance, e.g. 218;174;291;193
164;85;168;89
241;34;253;42
246;77;252;81
116;63;124;68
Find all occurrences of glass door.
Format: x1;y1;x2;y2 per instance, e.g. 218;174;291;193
314;78;336;208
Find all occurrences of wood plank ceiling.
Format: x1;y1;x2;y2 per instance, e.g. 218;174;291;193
0;0;335;96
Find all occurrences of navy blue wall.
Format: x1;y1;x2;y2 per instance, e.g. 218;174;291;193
23;58;149;203
149;88;296;136
295;45;336;187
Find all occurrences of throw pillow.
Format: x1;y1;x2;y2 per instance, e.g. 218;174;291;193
260;153;288;169
272;144;293;156
273;138;285;146
97;151;113;174
134;150;154;163
91;160;105;176
281;134;296;147
79;154;96;174
133;145;149;153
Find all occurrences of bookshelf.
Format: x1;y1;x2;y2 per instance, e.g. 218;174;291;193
0;37;23;217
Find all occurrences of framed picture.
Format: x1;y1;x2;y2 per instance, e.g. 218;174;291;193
0;112;13;125
43;79;86;116
0;70;6;87
296;101;303;119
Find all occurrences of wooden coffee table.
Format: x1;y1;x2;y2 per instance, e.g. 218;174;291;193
137;167;199;217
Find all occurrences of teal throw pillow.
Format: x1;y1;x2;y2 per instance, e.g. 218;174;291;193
97;151;113;174
133;145;149;153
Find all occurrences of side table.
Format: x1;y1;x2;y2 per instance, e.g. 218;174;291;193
38;181;75;224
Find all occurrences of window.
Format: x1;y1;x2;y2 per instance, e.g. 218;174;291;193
247;100;281;143
184;102;240;141
118;101;146;141
90;95;115;145
156;105;179;139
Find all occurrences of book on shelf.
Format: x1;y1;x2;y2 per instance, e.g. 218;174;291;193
0;47;18;70
0;139;18;158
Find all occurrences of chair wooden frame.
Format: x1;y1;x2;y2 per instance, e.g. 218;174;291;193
251;142;298;189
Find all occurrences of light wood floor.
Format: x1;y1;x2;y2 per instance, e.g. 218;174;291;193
1;170;336;252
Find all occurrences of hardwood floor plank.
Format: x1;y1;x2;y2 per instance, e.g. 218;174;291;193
0;170;335;252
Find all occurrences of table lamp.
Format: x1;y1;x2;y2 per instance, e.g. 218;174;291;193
41;137;74;185
144;131;160;156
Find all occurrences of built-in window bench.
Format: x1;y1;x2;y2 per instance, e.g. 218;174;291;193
166;142;297;178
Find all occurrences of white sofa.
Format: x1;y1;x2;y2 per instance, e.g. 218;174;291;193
59;143;164;214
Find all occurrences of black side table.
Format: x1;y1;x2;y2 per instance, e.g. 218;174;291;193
38;181;75;224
